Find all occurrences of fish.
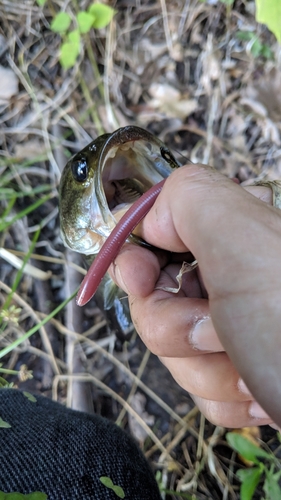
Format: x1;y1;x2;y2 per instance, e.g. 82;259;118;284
59;126;182;338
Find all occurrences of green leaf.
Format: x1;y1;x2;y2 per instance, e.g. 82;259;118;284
50;12;71;34
100;477;114;488
100;477;125;498
260;44;274;59
67;29;81;45
2;495;24;500
23;392;37;403
59;30;81;69
263;469;281;499
112;485;125;499
226;432;273;464
256;0;281;43
237;467;262;500
0;417;11;428
77;12;95;34
0;376;10;388
250;39;263;58
88;3;116;29
36;0;46;5
236;30;253;41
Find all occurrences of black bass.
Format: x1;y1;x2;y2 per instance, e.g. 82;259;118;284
59;126;181;336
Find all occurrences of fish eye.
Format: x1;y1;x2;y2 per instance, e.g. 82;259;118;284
71;157;88;182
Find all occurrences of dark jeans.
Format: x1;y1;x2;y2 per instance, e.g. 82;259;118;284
0;389;161;499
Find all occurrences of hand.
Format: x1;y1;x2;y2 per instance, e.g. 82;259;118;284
109;164;281;428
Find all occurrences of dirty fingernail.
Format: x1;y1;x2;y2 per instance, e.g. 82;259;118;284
190;317;224;352
249;401;271;420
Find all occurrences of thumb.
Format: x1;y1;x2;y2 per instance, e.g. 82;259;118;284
140;164;281;425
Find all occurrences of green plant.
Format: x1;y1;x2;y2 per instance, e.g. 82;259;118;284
236;31;274;59
155;471;194;498
0;492;47;499
256;0;281;44
100;476;125;498
201;1;281;44
226;431;281;500
43;2;116;69
0;289;77;360
0;417;11;428
0;364;32;383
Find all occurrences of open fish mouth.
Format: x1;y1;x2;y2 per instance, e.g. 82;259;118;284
59;126;181;255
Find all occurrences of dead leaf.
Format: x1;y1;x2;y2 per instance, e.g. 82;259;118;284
0;65;19;104
148;83;198;120
15;139;44;159
128;393;155;444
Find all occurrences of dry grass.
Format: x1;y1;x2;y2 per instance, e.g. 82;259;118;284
1;0;281;498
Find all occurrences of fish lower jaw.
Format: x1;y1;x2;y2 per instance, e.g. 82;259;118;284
65;228;106;255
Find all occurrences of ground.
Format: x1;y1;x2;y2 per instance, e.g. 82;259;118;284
0;0;281;498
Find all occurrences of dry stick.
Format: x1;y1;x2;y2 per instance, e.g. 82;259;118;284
115;348;151;427
33;271;62;388
0;281;60;375
104;16;119;130
8;55;59;178
26;345;66;370
206;426;235;497
145;406;199;460
50;316;199;439
159;0;173;55
7;249;87;276
158;408;199;463
64;250;95;414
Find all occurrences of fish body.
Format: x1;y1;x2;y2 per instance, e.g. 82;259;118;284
59;126;181;337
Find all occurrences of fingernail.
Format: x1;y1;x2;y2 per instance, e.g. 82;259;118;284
249;401;271;420
114;265;128;293
237;378;253;397
189;317;224;351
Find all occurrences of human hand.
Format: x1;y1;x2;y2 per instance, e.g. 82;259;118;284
109;164;281;428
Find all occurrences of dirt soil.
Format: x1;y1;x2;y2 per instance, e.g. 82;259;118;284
1;1;281;498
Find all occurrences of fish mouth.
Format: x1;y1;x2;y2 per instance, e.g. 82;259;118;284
101;145;145;218
87;130;180;253
97;137;171;226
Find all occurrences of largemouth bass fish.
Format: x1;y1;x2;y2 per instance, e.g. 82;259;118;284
59;126;181;337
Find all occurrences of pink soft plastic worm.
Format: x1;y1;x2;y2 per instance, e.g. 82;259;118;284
76;179;165;306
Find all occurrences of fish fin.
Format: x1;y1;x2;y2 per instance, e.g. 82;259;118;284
102;273;119;310
96;273;134;341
